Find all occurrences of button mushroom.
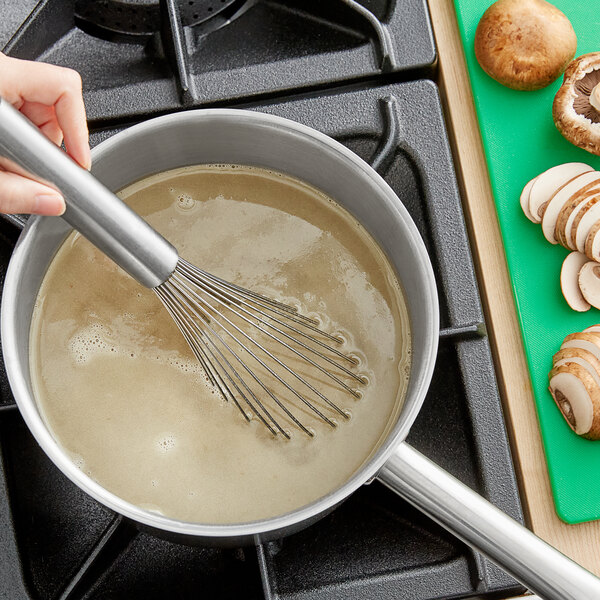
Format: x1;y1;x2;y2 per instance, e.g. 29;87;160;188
560;251;590;312
554;52;600;155
561;332;600;360
578;261;600;310
541;171;600;244
526;162;593;224
520;175;539;222
548;363;600;439
553;347;600;387
475;0;577;91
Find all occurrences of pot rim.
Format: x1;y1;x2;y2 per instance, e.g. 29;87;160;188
1;109;439;538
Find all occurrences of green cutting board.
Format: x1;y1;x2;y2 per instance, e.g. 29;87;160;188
453;1;600;524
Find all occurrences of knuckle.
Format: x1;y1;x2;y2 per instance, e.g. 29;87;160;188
60;67;82;91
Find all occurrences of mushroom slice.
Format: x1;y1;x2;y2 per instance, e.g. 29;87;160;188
520;176;539;222
561;332;600;360
474;0;576;91
574;194;600;252
560;252;591;311
548;364;600;438
584;220;600;262
553;347;600;386
554;358;600;387
554;52;600;156
541;171;600;244
529;163;594;223
556;184;600;248
583;325;600;333
578;261;600;310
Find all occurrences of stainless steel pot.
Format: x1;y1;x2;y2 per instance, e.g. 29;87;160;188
0;109;598;599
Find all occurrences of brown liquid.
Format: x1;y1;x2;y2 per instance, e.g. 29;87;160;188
29;165;410;524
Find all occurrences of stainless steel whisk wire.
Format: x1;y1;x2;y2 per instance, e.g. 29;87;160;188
155;258;367;438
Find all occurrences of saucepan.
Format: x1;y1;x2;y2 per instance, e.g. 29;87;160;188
0;104;598;599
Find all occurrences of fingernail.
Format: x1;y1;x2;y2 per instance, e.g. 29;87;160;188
33;194;66;216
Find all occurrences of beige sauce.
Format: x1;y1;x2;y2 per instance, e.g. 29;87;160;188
29;165;410;524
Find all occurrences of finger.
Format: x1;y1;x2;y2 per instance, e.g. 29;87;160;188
0;56;91;169
0;170;65;215
20;101;64;146
39;118;64;147
19;100;54;127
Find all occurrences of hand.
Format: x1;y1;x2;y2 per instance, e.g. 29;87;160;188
0;53;90;216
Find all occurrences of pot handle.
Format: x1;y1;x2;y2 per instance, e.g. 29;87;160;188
377;442;600;600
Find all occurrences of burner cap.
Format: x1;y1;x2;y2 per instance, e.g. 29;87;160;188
74;0;244;41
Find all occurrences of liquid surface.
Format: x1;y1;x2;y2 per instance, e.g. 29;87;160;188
30;165;410;524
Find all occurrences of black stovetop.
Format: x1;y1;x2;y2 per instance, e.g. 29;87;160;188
0;2;525;599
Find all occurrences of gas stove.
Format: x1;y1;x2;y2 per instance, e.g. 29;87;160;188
0;2;525;599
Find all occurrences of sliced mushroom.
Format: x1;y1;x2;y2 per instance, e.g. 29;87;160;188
520;176;539;222
554;358;600;387
560;191;600;250
584;220;600;262
529;164;594;223
475;0;577;91
548;363;600;438
584;325;600;334
554;52;600;155
574;195;600;252
578;261;600;309
541;171;600;243
554;347;600;386
561;332;600;360
560;252;591;311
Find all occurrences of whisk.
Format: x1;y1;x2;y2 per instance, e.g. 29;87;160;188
0;98;365;438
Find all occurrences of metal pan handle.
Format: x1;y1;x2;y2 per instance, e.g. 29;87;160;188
378;442;600;600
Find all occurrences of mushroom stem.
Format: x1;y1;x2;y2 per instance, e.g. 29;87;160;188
591;83;600;113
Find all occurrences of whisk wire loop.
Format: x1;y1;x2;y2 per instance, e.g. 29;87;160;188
155;258;366;437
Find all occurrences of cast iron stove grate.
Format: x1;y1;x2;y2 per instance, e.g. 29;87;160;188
3;0;436;122
0;2;525;599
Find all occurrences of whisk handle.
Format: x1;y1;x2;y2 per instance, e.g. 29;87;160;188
0;98;178;288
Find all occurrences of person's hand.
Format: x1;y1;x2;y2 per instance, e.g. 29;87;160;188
0;53;90;216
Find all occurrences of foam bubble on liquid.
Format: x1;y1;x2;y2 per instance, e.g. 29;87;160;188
156;434;176;454
166;354;203;376
69;323;116;364
176;193;196;211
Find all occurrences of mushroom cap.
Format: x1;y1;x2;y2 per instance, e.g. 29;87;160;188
553;52;600;156
475;0;577;91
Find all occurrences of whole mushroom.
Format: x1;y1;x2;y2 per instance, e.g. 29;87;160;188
554;52;600;156
474;0;577;91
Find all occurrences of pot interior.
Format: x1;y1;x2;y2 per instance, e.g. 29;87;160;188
2;109;438;541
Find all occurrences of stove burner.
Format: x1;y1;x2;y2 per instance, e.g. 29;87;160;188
74;0;248;42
